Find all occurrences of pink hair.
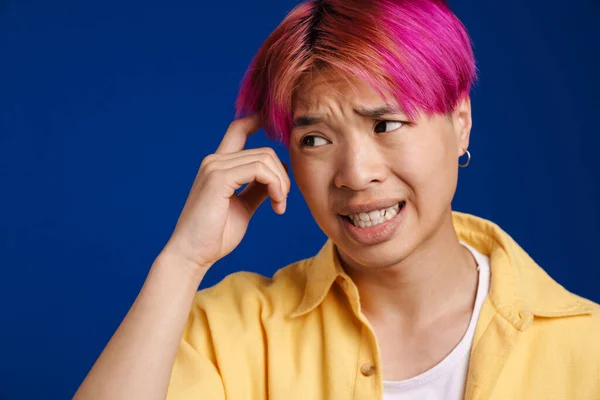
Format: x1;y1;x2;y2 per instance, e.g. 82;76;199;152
235;0;477;147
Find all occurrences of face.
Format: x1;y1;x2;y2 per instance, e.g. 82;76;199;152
289;69;472;269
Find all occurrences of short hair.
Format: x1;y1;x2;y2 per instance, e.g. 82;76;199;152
235;0;478;147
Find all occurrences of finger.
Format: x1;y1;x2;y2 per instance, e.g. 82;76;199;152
211;151;289;197
224;162;286;215
240;181;287;215
216;114;262;155
282;161;290;187
223;161;285;202
238;181;270;215
217;147;288;174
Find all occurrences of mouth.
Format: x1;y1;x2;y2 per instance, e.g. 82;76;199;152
341;201;406;228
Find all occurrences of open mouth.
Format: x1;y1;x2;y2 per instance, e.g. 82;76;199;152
341;201;406;228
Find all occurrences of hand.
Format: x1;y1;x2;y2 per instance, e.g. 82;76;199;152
161;115;291;273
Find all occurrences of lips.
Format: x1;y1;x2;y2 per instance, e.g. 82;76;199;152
346;202;403;228
338;200;407;246
337;199;405;216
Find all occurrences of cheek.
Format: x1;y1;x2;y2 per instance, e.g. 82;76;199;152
417;135;459;208
386;132;457;205
290;155;330;210
291;157;340;237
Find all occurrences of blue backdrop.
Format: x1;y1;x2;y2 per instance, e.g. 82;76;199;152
0;0;598;398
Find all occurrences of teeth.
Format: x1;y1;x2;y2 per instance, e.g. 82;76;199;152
348;202;402;228
368;210;380;220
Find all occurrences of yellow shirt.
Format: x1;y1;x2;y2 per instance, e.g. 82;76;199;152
167;212;600;399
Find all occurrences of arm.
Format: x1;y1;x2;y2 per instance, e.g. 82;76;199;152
74;252;205;400
74;114;290;399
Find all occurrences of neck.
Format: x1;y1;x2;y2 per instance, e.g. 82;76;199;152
341;210;479;325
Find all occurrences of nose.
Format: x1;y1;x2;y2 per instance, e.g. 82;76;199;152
333;138;386;191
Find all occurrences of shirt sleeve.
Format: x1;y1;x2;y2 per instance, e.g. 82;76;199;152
166;271;274;399
166;291;226;400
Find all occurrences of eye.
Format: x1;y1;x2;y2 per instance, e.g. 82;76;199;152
301;135;330;147
374;120;404;134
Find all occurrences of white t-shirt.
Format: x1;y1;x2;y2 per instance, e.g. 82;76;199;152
382;242;491;400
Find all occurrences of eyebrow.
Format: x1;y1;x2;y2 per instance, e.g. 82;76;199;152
292;106;404;128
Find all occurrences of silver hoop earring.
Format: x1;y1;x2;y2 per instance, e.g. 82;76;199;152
459;149;471;168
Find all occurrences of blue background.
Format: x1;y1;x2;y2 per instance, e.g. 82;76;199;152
1;0;599;398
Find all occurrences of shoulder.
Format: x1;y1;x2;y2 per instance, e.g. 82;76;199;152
564;295;600;335
530;294;600;359
191;257;312;319
169;262;311;400
573;293;600;314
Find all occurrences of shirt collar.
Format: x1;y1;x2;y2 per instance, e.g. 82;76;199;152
289;239;347;318
290;211;594;321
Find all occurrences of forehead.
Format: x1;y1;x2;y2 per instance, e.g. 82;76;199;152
292;70;395;115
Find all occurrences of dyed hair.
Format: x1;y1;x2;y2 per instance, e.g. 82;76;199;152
235;0;477;147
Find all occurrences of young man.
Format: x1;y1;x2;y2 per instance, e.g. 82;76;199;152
75;1;600;399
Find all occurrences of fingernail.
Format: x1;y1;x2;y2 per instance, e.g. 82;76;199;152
281;198;287;214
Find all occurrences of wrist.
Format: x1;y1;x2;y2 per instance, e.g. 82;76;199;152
153;248;210;286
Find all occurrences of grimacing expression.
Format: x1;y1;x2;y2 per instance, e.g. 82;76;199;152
289;70;472;269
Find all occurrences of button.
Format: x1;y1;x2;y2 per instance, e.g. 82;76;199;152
360;363;376;377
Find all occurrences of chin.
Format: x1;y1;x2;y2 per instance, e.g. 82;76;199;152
336;234;417;269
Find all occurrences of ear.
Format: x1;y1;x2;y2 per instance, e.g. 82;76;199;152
452;96;472;157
